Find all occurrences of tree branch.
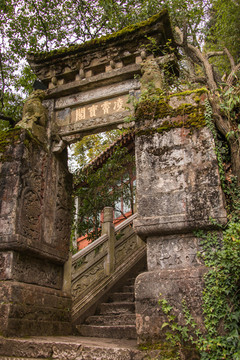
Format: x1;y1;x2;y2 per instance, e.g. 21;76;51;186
0;51;5;110
175;26;218;91
30;1;49;51
206;51;225;59
224;47;236;70
226;63;240;87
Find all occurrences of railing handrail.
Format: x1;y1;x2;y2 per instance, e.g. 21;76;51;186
72;213;137;264
72;233;108;263
114;213;137;233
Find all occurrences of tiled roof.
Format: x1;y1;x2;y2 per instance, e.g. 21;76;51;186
84;131;135;170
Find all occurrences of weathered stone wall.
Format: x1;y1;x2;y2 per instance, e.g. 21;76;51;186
0;129;72;336
134;92;227;344
134;127;227;236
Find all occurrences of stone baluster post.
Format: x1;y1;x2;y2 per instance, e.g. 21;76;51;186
62;252;72;295
102;207;115;275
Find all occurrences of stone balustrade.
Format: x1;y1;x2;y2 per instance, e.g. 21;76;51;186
71;208;145;324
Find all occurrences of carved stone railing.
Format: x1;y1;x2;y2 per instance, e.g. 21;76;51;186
71;207;146;323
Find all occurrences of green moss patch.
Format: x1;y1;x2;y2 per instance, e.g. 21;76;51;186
139;341;200;359
0;128;22;154
169;88;208;98
135;88;207;136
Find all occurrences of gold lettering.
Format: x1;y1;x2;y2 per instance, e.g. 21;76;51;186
113;98;124;112
76;107;86;121
88;104;98;117
101;101;111;114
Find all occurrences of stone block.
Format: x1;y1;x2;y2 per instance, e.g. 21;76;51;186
85;70;93;78
135;266;208;344
0;129;72;336
147;233;204;271
0;130;72;263
0;252;12;280
0;282;72;336
134;127;227;238
0;251;63;289
135;56;142;64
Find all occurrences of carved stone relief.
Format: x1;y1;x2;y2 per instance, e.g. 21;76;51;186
134;127;227;237
11;252;63;289
19;188;42;241
147;234;204;271
72;259;105;301
10;138;72;262
115;234;138;268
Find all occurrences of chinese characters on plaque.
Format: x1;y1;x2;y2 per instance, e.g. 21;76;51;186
75;96;126;122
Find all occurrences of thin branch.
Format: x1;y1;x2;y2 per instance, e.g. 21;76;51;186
30;1;49;51
224;47;236;70
206;51;225;59
188;76;207;85
226;63;240;87
0;51;5;110
182;22;188;47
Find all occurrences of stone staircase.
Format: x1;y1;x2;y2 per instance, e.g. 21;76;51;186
0;269;157;360
76;275;138;339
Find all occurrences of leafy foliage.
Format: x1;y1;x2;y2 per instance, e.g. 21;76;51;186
73;145;135;242
158;222;240;360
72;129;126;168
207;0;240;67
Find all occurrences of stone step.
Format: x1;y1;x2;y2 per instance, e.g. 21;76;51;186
123;284;134;293
76;325;137;340
125;277;136;285
85;314;136;326
109;292;134;302
0;336;147;360
99;302;135;315
0;358;46;360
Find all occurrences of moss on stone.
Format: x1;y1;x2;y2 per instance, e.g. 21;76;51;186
0;127;45;162
29;10;169;61
0;128;23;162
138;341;200;359
168;88;208;98
135;89;207;136
0;128;22;154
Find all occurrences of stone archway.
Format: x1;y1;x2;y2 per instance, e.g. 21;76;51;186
0;10;227;343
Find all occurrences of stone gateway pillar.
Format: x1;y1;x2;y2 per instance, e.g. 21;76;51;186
133;90;227;344
0;129;72;336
